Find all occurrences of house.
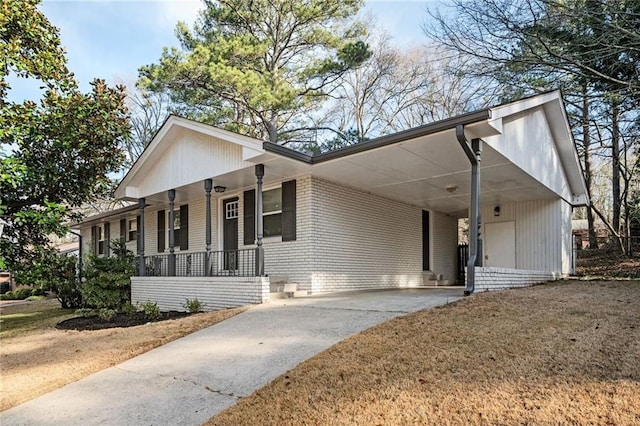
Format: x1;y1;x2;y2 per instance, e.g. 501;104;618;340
74;91;588;311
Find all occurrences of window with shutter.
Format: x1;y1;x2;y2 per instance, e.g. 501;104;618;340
120;219;126;244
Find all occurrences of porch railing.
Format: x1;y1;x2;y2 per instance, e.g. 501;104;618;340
139;249;258;277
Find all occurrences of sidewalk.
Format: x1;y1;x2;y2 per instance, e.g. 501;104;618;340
1;288;462;425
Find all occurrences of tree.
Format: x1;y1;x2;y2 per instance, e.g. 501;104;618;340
138;0;371;143
0;0;129;278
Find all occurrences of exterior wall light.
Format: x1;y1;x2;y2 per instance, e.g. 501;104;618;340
214;185;226;193
494;206;501;217
445;185;457;193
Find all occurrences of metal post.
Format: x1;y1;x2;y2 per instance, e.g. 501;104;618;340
255;164;265;276
137;198;146;276
456;124;482;296
204;179;212;276
168;189;176;276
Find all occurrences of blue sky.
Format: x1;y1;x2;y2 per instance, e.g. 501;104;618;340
8;0;437;102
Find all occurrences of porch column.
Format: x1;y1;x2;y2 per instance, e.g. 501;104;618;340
168;189;176;276
204;179;212;276
456;124;482;296
255;164;265;276
137;198;146;276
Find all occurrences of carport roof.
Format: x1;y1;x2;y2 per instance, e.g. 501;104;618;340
113;90;588;217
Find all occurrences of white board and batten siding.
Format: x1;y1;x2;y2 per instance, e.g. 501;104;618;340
486;107;573;202
133;128;254;200
481;198;573;275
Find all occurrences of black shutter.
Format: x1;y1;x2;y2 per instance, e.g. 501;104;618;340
157;210;165;252
282;180;296;241
180;204;189;250
91;225;97;255
119;218;126;244
104;222;111;256
136;215;141;245
243;189;255;245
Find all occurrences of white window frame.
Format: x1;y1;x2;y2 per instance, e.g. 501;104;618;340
128;219;137;242
262;186;282;238
97;224;105;255
165;208;182;251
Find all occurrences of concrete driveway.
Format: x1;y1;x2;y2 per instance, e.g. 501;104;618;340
1;288;463;426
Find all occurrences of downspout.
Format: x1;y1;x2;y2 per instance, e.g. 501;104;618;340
68;230;83;283
456;124;482;296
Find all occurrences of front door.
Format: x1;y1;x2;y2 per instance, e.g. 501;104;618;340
484;221;516;268
223;197;239;270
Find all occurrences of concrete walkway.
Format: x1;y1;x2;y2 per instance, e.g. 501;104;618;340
2;288;463;426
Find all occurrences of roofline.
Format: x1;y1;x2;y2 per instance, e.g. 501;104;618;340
71;204;140;228
263;108;491;164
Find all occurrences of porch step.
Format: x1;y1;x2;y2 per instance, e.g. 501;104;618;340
423;279;451;286
269;283;307;299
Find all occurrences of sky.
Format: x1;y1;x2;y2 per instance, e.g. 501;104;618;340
8;0;438;102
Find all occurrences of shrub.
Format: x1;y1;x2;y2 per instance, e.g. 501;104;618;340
122;301;139;315
98;308;117;322
183;298;204;313
141;301;161;321
81;240;135;311
49;253;83;309
75;308;93;317
0;287;34;300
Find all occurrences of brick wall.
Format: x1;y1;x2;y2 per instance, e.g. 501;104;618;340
309;178;423;293
131;276;270;311
469;267;561;292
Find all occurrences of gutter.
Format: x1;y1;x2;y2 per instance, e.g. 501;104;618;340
263;108;491;164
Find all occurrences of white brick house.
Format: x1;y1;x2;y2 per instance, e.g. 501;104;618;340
75;91;588;310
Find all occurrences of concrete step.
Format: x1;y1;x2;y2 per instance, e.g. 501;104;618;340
423;279;451;286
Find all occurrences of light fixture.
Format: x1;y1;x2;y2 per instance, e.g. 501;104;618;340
214;185;226;193
494;206;501;217
445;185;457;193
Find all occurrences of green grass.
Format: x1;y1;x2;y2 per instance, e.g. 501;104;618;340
0;299;75;339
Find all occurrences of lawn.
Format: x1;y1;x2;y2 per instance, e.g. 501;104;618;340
208;280;640;425
0;299;245;411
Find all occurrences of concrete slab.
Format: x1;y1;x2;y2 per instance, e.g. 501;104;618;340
1;288;463;426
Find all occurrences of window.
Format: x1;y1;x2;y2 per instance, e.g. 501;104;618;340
172;209;181;248
263;187;282;237
97;225;105;255
226;200;239;219
128;219;137;242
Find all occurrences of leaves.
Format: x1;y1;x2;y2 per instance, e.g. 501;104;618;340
0;0;130;281
138;0;370;142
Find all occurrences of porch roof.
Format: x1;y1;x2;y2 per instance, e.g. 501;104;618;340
114;90;588;217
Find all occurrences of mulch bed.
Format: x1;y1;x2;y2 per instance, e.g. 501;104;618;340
56;311;191;331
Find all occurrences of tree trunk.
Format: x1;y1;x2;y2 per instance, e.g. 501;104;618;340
581;87;598;249
611;97;621;234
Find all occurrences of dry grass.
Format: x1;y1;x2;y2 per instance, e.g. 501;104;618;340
209;281;640;425
0;299;245;411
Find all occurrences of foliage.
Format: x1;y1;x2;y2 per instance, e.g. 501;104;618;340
81;241;135;311
138;0;370;143
0;0;130;279
122;301;139;315
0;287;43;300
74;308;93;317
97;308;117;322
48;253;82;309
183;298;204;313
141;301;161;321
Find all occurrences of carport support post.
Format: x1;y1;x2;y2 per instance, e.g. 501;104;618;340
255;164;265;276
204;179;212;276
456;124;482;296
137;198;146;276
168;189;176;276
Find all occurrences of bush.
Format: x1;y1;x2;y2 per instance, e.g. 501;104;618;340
141;301;161;321
183;298;204;313
122;301;139;315
0;287;34;300
49;253;83;309
81;241;135;311
98;308;117;322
